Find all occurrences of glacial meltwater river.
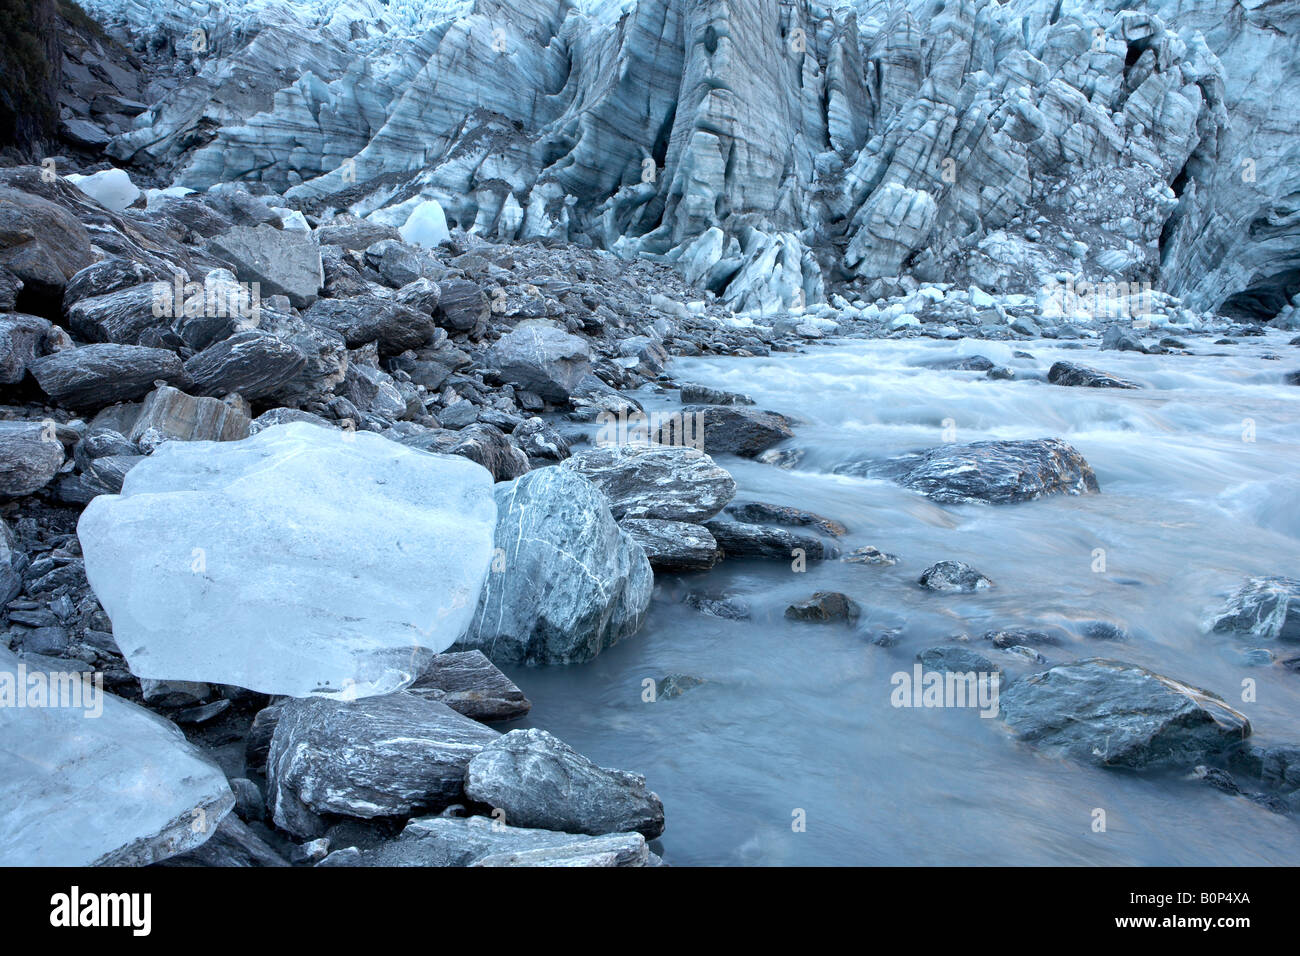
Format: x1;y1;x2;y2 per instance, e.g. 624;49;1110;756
506;332;1300;865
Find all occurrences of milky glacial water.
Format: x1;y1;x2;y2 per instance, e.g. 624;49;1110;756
507;332;1300;865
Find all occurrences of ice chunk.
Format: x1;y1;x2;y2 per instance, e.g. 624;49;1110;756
67;168;141;212
77;422;497;698
399;199;450;248
0;648;233;866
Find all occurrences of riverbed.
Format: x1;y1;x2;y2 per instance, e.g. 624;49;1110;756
508;331;1300;865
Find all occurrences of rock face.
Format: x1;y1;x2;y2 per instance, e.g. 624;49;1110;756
464;728;666;839
560;443;736;522
207;225;322;307
844;439;1099;505
1210;577;1300;642
77;422;497;698
459;468;652;666
0;648;232;866
999;658;1250;769
321;815;651;867
488;322;591;402
266;692;499;838
1048;361;1142;389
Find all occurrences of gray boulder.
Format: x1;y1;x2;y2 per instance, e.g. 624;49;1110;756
29;343;185;409
458;467;652;665
464;728;665;838
919;560;994;592
435;279;489;338
843;438;1099;505
1210;577;1300;642
674;404;794;458
266;692;499;838
0;314;53;384
408;650;532;722
0;422;65;496
619;518;719;570
999;658;1250;770
183;330;308;401
304;295;437;354
561;443;736;522
319;815;651;867
488;321;591;402
207;225;322;307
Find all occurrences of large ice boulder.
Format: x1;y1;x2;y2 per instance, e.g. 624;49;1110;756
77;422;497;698
0;649;233;865
399;200;450;248
67;168;141;213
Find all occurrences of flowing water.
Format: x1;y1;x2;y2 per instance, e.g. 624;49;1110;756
506;332;1300;865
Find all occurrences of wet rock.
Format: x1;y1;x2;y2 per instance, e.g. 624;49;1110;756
843;546;899;566
266;693;499;838
458;467;652;665
320;815;650;867
998;658;1250;770
724;501;846;537
561;443;735;522
28;344;185;408
917;646;1001;675
679;383;754;405
682;591;751;620
704;519;840;560
1081;621;1128;641
127;385;251;446
1048;361;1142;389
675;404;794;458
0;422;65;497
656;673;707;699
1210;576;1300;642
207;225;322;307
919;561;994;592
408;650;532;723
785;591;861;624
1101;326;1149;353
488;321;592;402
846;438;1099;505
619;518;719;570
511;417;570;462
182;330;308;401
464;728;665;838
983;627;1064;648
304;296;437;354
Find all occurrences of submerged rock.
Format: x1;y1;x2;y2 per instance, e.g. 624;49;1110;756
78;422;497;698
999;658;1250;770
843;438;1099;505
724;501;847;537
266;692;499;838
843;546;899;566
1210;576;1300;642
464;728;665;838
1047;361;1142;389
0;648;232;866
785;591;861;624
458;466;652;665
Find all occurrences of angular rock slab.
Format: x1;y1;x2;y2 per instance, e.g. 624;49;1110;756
266;692;499;838
465;728;665;838
1047;361;1142;389
77;422;497;698
459;467;652;665
320;815;650;867
0;421;65;497
845;438;1099;505
561;442;736;521
620;518;719;570
999;658;1250;770
0;648;232;866
408;650;532;722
